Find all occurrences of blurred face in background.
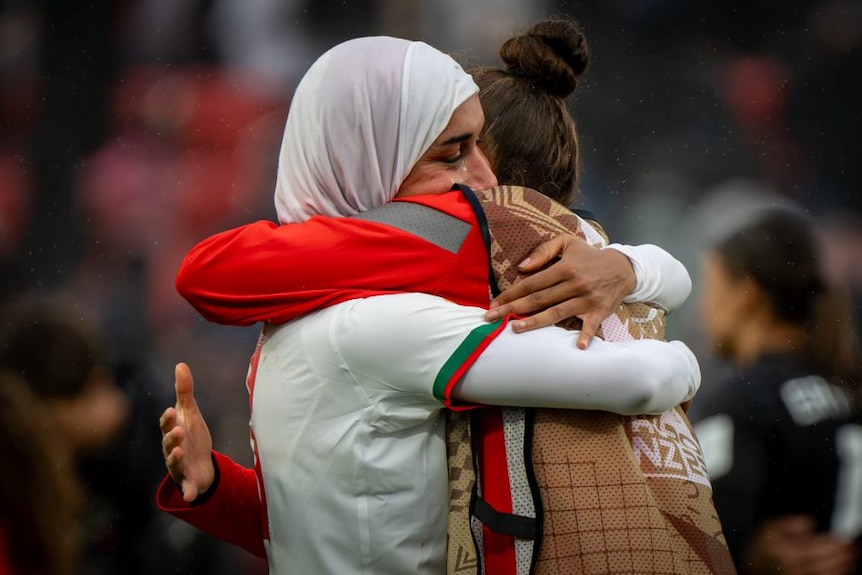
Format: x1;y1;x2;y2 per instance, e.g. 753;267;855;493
48;367;131;454
699;251;750;361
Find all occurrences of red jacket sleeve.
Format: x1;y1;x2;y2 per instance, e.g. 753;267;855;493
176;192;491;326
156;451;267;559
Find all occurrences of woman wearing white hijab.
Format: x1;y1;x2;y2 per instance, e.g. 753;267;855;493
161;36;701;574
274;35;492;221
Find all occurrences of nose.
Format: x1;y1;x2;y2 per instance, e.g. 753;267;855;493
466;148;497;190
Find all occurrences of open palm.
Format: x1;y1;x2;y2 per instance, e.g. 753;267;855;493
159;362;215;502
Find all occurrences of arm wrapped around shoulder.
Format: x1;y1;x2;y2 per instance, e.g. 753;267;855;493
456;324;701;415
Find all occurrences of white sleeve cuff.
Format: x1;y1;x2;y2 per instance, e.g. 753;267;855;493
604;243;692;312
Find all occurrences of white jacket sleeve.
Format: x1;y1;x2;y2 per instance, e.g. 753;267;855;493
604;243;692;312
334;293;700;415
456;322;699;415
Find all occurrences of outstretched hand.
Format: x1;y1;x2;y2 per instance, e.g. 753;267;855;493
484;233;635;349
159;363;215;502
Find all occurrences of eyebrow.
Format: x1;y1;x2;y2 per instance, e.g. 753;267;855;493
437;132;473;147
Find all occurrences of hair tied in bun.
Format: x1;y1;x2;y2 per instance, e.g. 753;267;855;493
507;66;526;78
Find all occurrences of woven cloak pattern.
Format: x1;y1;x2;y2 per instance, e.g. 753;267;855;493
446;186;734;575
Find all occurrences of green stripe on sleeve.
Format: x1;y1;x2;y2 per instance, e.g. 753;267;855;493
433;320;504;401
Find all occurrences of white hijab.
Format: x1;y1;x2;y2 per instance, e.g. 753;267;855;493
274;36;479;223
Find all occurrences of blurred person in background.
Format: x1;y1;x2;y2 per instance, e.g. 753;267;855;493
0;371;81;575
818;210;862;349
689;208;862;574
0;300;236;575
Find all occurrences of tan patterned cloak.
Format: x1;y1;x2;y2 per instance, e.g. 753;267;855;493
446;185;734;575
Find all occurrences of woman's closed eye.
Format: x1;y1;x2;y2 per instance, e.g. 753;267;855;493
443;140;478;165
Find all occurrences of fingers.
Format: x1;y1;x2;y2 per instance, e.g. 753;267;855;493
159;407;176;436
161;363;209;503
485;232;624;336
164;441;186;491
487;234;611;325
487;275;582;322
181;479;200;503
164;443;183;471
489;268;568;311
490;294;608;346
162;425;185;461
516;234;574;272
174;362;197;413
508;304;575;333
577;316;600;350
163;430;197;502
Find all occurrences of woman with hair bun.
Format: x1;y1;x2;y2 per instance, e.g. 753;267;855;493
451;18;734;574
471;17;589;207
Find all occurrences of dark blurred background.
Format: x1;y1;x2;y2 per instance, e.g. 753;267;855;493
0;1;859;573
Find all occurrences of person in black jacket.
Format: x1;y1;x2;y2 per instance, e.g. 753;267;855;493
689;207;862;575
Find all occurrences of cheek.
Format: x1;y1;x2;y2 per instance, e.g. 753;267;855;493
702;282;745;351
699;282;726;340
397;167;455;198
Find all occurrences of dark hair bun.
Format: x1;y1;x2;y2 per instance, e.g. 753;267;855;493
499;16;589;98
